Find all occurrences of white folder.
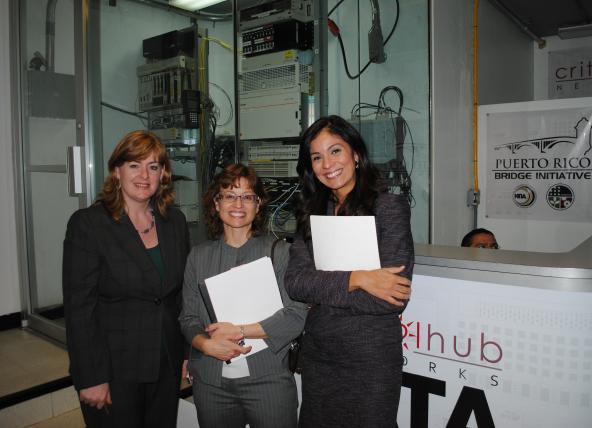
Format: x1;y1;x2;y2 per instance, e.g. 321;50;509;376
204;257;284;359
310;215;381;270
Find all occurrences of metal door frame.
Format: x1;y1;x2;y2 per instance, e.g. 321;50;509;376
10;0;100;344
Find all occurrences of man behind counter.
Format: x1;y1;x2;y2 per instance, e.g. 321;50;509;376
461;228;499;249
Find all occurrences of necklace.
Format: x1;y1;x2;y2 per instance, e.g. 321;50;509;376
137;210;155;235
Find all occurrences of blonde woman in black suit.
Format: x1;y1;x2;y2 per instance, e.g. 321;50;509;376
63;130;190;428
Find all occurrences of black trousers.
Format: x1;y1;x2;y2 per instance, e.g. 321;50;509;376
80;353;180;428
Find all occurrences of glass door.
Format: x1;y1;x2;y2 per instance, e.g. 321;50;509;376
18;0;99;342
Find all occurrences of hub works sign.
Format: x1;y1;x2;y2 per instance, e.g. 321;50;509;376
396;275;592;428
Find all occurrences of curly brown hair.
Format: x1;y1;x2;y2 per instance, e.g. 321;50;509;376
96;130;174;220
203;164;269;239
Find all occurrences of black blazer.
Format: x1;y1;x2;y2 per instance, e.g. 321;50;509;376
63;203;190;390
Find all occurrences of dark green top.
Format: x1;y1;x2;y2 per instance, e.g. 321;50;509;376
147;245;165;280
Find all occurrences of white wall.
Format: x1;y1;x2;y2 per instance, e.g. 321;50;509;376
533;35;592;101
0;0;22;316
431;0;536;246
430;0;474;245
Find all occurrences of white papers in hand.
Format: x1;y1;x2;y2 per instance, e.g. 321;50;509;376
204;257;284;359
310;215;381;271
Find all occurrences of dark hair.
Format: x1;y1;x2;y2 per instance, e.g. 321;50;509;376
295;115;382;238
461;228;495;247
203;163;269;240
97;130;174;220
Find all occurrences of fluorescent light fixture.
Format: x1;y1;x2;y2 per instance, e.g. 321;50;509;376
169;0;226;11
558;23;592;39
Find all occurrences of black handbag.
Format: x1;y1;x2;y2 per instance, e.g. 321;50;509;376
288;334;303;374
271;238;303;374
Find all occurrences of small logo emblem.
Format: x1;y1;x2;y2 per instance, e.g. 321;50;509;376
546;184;574;210
512;185;536;208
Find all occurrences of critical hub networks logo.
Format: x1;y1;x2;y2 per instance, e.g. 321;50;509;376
400;316;503;366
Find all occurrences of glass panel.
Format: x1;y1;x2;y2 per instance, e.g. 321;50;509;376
98;0;235;243
326;0;430;243
29;172;80;314
20;0;81;330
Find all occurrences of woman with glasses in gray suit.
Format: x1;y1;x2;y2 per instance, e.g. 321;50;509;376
179;163;307;428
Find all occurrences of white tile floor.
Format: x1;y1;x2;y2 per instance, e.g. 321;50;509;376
0;328;195;427
0;329;69;398
0;328;81;427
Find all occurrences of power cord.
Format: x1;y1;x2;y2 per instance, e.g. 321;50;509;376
328;0;400;80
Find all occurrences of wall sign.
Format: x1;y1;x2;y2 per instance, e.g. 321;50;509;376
549;47;592;99
484;106;592;221
397;275;592;428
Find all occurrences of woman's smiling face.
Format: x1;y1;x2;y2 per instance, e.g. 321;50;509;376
309;128;359;202
215;177;260;235
114;152;163;206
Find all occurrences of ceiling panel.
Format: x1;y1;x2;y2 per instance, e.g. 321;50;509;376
494;0;592;37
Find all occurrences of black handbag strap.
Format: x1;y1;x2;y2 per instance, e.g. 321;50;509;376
270;237;286;305
270;237;284;265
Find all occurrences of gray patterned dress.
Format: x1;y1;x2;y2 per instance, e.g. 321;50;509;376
285;193;414;428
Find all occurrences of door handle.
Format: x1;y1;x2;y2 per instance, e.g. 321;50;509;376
66;146;84;195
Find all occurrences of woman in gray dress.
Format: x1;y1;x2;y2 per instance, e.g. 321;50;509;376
179;163;307;428
285;115;414;427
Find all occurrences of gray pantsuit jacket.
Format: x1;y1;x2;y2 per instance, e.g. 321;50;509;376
179;235;307;387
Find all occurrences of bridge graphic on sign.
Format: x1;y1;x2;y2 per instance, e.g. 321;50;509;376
494;117;592;155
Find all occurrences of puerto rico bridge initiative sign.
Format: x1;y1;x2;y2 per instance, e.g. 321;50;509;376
485;105;592;222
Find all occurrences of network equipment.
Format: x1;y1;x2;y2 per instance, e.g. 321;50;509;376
240;88;303;140
239;49;312;140
240;49;312;94
137;56;196;112
240;0;314;30
142;28;195;60
261;176;300;235
137;27;203;224
137;29;201;146
247;140;300;161
351;117;413;198
242;21;313;57
237;1;319;235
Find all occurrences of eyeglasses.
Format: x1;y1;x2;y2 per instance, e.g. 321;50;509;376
215;193;260;205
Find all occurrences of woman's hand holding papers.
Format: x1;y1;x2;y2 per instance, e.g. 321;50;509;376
192;332;252;362
348;265;411;306
207;322;244;342
207;322;269;341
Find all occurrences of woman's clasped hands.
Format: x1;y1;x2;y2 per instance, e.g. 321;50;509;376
350;265;412;306
202;322;252;361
